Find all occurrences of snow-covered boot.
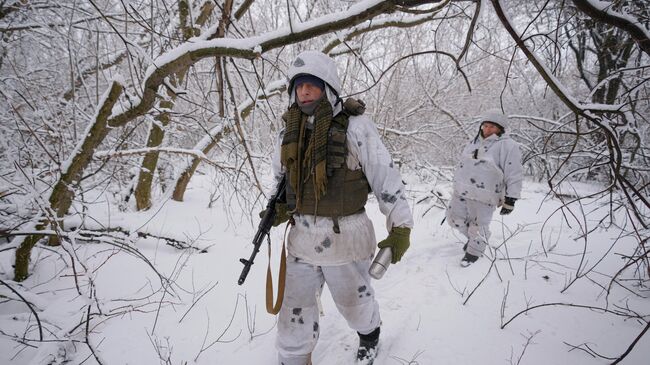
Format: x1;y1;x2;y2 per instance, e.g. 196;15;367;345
460;252;478;267
356;327;380;364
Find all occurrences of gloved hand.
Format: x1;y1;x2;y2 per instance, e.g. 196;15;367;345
258;203;291;227
377;227;411;264
500;197;516;215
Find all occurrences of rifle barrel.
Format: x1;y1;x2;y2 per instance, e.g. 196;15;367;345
237;175;287;285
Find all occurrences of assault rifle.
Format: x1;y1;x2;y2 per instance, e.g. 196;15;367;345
238;175;287;285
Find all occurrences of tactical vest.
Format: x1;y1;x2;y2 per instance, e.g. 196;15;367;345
285;113;370;218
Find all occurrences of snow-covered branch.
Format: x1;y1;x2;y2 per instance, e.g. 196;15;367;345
321;1;450;54
107;0;447;127
95;146;239;170
572;0;650;56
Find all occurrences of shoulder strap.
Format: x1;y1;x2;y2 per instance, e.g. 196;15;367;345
332;112;349;129
266;223;290;315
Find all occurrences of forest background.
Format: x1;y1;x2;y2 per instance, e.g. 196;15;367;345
0;0;648;364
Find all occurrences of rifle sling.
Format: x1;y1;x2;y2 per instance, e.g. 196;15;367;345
266;223;289;315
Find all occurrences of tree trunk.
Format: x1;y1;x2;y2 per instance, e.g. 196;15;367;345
134;100;170;210
133;0;214;210
172;124;231;201
171;0;234;202
14;81;123;281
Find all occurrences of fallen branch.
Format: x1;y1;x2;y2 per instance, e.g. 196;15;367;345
501;302;647;329
0;279;43;341
6;227;204;252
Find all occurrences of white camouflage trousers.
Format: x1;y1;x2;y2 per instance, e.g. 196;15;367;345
276;255;381;365
446;194;495;257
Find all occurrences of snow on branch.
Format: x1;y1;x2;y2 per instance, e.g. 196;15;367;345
106;0;447;127
237;79;287;120
0;13;124;32
572;0;650;56
94;146;241;172
489;0;623;117
348;49;472;96
321;0;450;54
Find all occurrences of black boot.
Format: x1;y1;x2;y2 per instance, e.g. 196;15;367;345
356;327;380;364
460;252;479;267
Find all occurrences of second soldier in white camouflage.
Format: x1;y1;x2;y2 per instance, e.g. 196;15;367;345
446;110;523;267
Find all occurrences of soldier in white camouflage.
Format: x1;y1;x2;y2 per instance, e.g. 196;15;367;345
269;50;414;365
446;110;523;267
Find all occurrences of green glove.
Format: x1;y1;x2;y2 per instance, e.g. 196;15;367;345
259;203;291;227
377;227;411;264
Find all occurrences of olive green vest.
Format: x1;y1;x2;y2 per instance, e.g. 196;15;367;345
285;113;370;217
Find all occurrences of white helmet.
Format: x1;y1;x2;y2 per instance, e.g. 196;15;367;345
287;51;341;96
479;109;508;130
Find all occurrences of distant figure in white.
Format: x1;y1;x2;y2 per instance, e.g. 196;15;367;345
446;110;523;267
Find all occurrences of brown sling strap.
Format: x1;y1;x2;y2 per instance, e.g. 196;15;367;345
266;224;289;314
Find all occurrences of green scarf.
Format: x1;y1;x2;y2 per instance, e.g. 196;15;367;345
281;98;333;206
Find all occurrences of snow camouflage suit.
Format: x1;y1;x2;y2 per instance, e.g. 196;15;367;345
446;111;523;258
271;51;414;365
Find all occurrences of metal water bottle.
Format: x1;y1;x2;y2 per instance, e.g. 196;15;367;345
369;247;392;280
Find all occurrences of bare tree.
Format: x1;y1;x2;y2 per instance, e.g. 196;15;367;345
1;0;649;362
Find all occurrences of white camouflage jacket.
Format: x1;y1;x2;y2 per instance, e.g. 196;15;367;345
271;112;414;265
452;132;523;206
269;50;413;265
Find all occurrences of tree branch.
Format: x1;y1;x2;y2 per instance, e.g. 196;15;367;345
0;278;43;341
572;0;650;56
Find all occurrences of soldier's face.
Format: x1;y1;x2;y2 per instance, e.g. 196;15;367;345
296;82;323;104
481;122;501;138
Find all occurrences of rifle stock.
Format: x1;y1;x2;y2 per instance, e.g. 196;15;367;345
238;175;287;285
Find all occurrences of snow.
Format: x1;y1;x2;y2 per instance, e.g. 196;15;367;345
0;174;648;364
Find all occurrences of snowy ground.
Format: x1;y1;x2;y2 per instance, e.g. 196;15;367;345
1;174;648;365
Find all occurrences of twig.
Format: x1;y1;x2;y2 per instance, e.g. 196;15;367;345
610;320;650;364
179;281;220;323
194;295;242;361
499;216;515;275
510;330;540;365
444;267;466;297
463;255;497;305
501;302;646;329
464;224;528;305
85;304;103;364
0;279;43;341
500;281;510;328
390;348;426;364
